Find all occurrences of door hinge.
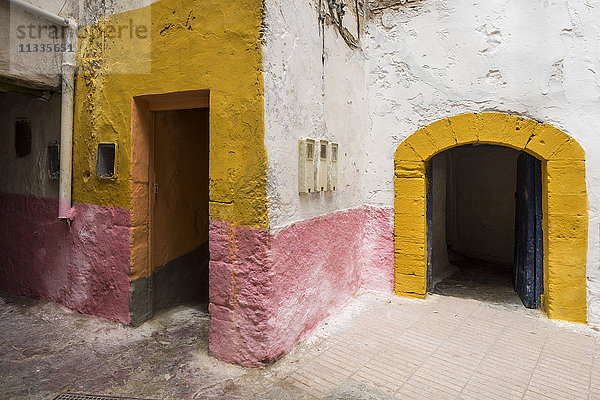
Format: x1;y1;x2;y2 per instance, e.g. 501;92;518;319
154;183;159;194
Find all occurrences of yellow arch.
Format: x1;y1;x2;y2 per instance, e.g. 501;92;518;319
394;112;588;323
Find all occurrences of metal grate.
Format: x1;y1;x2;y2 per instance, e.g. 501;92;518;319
54;393;157;400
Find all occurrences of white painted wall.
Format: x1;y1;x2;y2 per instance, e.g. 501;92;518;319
263;0;369;230
1;0;71;90
0;1;156;197
363;0;600;324
0;92;61;198
1;0;155;90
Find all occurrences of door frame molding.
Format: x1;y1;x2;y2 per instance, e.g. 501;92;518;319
394;112;588;323
129;90;210;322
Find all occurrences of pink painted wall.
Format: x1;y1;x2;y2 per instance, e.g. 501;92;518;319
0;193;131;323
267;207;394;359
0;193;393;366
266;209;364;357
360;207;395;293
208;206;394;367
208;220;273;366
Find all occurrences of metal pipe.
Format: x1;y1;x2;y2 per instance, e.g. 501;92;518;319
59;26;77;220
7;0;71;27
7;0;78;219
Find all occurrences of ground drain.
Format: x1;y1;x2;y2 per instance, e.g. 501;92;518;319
54;394;157;400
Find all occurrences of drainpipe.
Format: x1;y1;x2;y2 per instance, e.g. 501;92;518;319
7;0;78;220
59;23;77;220
7;0;71;26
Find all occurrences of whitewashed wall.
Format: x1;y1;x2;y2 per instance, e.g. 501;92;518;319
1;0;154;90
263;0;369;230
363;0;600;324
0;92;61;198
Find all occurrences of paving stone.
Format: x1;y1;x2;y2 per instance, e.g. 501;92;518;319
1;292;599;400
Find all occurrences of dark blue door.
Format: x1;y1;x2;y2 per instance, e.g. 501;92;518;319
514;152;543;308
426;162;433;292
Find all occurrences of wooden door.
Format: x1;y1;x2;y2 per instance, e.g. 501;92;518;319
514;152;543;308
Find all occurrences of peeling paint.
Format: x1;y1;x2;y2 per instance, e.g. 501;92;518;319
364;0;600;324
369;0;423;17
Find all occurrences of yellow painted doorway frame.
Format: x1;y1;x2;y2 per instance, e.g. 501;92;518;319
394;113;588;323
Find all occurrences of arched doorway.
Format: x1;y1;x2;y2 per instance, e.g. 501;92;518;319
428;145;542;308
394;113;588;323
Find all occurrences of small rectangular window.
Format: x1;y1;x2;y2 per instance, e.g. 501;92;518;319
47;143;60;181
331;143;338;162
96;143;116;178
15;119;31;157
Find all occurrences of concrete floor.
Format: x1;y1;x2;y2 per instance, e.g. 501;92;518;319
434;252;522;306
1;289;599;400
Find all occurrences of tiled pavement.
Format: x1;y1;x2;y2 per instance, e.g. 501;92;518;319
1;292;599;399
274;294;599;400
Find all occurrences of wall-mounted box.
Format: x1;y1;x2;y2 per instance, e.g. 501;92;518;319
317;139;329;192
328;142;338;191
298;138;316;193
96;143;116;179
47;142;60;181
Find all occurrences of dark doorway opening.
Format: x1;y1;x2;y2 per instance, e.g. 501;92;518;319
427;145;543;308
150;108;210;312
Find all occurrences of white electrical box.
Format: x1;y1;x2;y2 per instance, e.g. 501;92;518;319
298;138;316;193
329;142;338;191
317;139;329;192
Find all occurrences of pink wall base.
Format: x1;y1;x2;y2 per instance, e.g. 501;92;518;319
360;207;395;293
208;221;273;366
0;193;131;323
208;206;394;367
0;193;393;365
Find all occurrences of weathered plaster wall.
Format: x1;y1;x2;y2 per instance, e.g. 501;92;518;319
365;0;600;324
0;92;61;198
72;0;269;364
257;0;397;366
6;0;599;368
0;90;130;325
1;0;72;91
2;0;269;347
75;0;157;25
263;0;368;230
0;0;155;91
209;206;394;367
360;206;395;293
267;206;393;359
208;220;271;367
75;0;267;227
0;194;131;323
446;146;519;264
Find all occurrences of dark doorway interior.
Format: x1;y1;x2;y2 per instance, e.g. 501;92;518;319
151;108;210;312
428;145;543;308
